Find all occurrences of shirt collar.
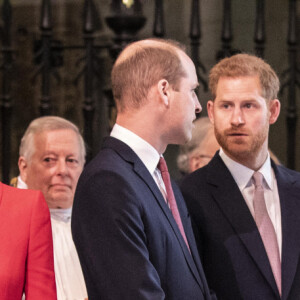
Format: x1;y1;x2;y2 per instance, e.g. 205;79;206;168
17;175;28;189
219;148;273;190
111;124;160;175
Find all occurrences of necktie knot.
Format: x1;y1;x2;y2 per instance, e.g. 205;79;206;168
253;171;264;189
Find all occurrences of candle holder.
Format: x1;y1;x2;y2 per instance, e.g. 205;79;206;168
105;0;146;60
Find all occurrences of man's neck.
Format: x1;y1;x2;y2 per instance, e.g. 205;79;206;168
115;116;167;155
223;148;269;171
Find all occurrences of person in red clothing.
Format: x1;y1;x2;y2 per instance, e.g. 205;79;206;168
0;182;56;299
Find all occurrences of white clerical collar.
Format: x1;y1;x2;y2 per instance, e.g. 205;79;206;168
17;175;28;189
219;148;273;191
110;124;160;175
50;208;72;222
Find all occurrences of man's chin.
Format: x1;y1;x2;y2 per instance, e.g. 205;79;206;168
46;193;74;209
222;143;252;157
228;150;257;164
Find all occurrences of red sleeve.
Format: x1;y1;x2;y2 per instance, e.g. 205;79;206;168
24;191;57;299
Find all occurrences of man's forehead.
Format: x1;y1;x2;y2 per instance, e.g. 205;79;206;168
33;129;80;149
35;128;76;138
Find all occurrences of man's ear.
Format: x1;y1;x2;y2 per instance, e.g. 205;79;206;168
207;100;215;124
189;156;201;173
157;79;171;107
18;156;28;182
269;99;281;124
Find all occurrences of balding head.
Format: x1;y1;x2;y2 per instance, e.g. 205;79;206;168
111;39;187;112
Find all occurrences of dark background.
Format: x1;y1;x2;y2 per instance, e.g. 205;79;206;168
0;0;299;181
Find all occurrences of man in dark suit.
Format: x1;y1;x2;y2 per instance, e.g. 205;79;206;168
181;53;300;300
72;39;216;300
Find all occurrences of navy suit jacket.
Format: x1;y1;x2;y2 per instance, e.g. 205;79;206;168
180;153;300;300
72;137;215;300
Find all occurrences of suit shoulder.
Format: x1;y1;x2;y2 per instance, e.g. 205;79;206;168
0;183;45;210
275;164;300;181
180;165;208;188
1;183;41;201
87;146;128;169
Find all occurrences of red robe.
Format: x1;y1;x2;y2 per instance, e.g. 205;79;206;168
0;182;57;299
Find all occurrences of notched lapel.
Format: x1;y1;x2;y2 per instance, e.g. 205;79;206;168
133;161;204;292
207;156;279;295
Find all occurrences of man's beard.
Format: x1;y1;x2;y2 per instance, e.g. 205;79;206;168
214;124;269;162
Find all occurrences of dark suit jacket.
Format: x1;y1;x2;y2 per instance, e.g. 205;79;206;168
180;153;300;300
72;137;215;300
0;182;57;300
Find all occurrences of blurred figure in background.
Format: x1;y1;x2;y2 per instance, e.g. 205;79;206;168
177;117;219;175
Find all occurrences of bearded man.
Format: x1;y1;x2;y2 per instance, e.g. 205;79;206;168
181;54;300;300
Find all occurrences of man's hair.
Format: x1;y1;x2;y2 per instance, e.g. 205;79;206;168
19;116;86;163
209;53;280;100
111;39;187;112
177;117;213;174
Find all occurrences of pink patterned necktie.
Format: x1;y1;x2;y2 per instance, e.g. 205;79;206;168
158;157;190;250
253;172;281;295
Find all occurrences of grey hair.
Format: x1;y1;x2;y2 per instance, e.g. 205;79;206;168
19;116;86;163
177;117;213;174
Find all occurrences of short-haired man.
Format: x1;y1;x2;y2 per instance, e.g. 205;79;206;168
72;39;216;299
177;117;219;175
181;54;300;299
17;116;88;300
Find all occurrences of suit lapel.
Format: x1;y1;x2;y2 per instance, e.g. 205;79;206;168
103;137;204;292
207;155;279;296
133;154;205;293
172;183;209;294
275;164;300;300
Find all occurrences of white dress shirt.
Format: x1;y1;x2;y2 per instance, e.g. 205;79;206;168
111;124;167;198
219;149;282;258
17;176;88;300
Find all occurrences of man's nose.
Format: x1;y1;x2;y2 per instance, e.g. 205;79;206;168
231;107;245;126
195;97;202;114
56;160;68;175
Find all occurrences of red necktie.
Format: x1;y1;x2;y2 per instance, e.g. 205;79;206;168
158;157;190;250
253;172;281;295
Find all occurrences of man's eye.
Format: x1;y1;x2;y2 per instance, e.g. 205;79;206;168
43;157;56;163
67;158;79;164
